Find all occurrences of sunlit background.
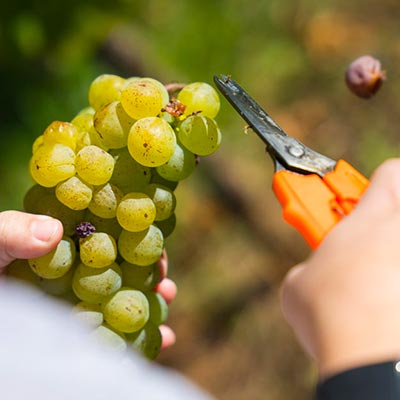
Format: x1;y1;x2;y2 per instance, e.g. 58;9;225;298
1;1;400;398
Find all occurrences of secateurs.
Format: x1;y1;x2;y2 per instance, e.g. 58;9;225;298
213;74;369;249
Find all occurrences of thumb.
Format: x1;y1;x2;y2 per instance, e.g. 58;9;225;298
350;159;400;219
0;211;63;269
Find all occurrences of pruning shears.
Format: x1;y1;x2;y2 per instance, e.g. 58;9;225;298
213;75;369;249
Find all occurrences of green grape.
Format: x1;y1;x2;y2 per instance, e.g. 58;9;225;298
178;115;222;156
75;145;115;185
6;259;40;287
90;324;127;353
24;188;85;236
88;183;123;219
118;225;164;266
102;288;149;333
84;211;122;239
155;213;176;238
32;135;44;153
55;176;93;211
76;106;95;116
156;142;196;181
127;321;161;359
72;301;103;329
23;184;51;213
128;117;176;167
150;169;178;191
177;82;220;118
88;74;126;110
29;143;76;187
29;236;76;279
110;148;151;193
42;120;79;151
71;112;107;151
140;77;169;105
120;261;160;291
120;77;168;120
146;292;168;326
93;101;136;149
39;263;76;296
72;262;122;304
79;232;117;268
143;183;176;221
116;193;156;232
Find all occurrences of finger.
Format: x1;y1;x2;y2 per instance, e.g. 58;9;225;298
159;324;176;350
0;211;63;269
355;158;400;217
280;262;307;324
154;278;177;304
157;249;168;280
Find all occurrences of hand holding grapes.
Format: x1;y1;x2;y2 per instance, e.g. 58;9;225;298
0;211;63;270
281;159;400;378
0;210;176;349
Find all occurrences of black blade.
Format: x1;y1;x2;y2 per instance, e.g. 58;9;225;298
213;74;336;176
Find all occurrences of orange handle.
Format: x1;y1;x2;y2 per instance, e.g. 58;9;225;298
323;159;369;214
272;160;369;249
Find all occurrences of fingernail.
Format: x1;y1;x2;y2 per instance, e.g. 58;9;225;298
31;218;60;242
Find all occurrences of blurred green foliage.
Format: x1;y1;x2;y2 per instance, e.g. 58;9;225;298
2;1;400;399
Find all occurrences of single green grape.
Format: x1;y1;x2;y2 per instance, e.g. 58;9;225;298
146;291;168;326
29;143;76;187
120;261;160;292
177;82;220;118
72;262;122;304
55;176;93;211
116;193;156;232
88;183;123;219
42;120;80;151
120;78;168;120
178;114;221;156
102;288;149;333
72;301;103;329
32;135;44;153
118;225;164;266
79;232;117;268
93;101;135;149
143;183;176;221
90;324;127;353
156;142;196;181
127;117;176;167
110;148;151;193
75;145;115;185
29;236;76;279
127;321;162;359
88;74;126;110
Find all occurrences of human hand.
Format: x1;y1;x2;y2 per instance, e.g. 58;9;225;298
154;249;178;350
0;211;63;271
280;159;400;378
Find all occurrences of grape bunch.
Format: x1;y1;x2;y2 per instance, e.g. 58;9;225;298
8;74;222;359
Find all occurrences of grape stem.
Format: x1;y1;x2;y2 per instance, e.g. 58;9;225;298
164;83;186;94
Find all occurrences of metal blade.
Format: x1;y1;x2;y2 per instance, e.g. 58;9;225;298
213;75;336;177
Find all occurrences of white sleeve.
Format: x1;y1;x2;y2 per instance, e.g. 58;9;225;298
0;280;214;400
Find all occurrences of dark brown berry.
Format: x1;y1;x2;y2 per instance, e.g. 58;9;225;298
345;55;386;99
75;221;96;238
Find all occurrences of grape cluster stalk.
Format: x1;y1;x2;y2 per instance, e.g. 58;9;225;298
8;74;222;359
